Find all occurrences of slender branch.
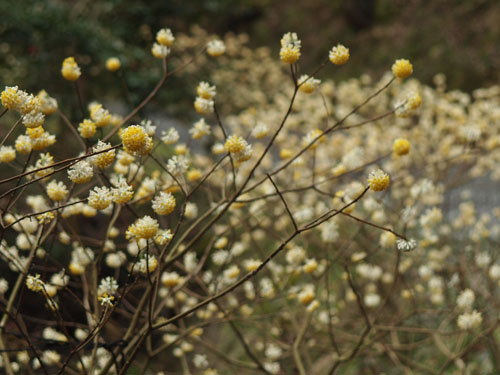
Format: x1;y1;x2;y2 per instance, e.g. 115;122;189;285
266;173;297;230
0;117;22;147
293;311;311;375
0;143;121;186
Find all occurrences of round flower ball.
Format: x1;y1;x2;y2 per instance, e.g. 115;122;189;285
367;169;390;191
106;57;121;72
120;125;147;153
393;138;411;156
61;57;81;81
329;44;349;65
392;59;413;79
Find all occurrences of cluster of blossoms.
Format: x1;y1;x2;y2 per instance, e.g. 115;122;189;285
224;134;253;163
152;28;174;58
194;81;216;115
120;124;153;155
1;26;499;375
279;32;301;64
61;57;81;81
0;86;57;160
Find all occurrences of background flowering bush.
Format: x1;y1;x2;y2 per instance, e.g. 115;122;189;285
1;10;500;375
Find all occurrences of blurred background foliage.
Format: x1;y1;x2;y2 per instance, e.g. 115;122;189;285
0;0;499;115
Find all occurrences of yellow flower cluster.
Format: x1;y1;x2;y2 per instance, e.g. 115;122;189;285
105;57;121;71
224;135;246;153
367;169;390;191
78;119;96;138
91;141;116;169
46;180;68;201
120;125;152;155
329;44;350;65
392;59;413;79
152;192;176;215
393;138;411;156
280;32;301;64
207;39;226;57
126;216;159;241
88;186;112;210
61;57;81;81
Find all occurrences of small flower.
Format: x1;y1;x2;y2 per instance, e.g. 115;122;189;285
196;82;216;99
329;44;349;65
156;28;175;46
233;143;253;163
396;238;417;252
161;127;180;145
1;86;24;110
120;125;152;155
26;126;44;139
194;97;214;115
26;274;45;292
161;272;181;287
46;180;68;201
0;146;16;163
111;178;134;204
189;118;211;139
90;104;112;128
105;57;121;71
37;90;58;115
303;258;318;274
68;160;94;184
61;57;81;81
140;119;157;136
34;153;54;178
392;59;413;79
298;75;321;94
98;293;115;306
167;155;188;177
98;276;119;297
106;252;127;268
393;138;410;156
187;169;202;182
280;32;301;64
22;111;45;128
88;186;112;210
29;129;56;151
152;192;176;215
244;259;261;272
253;122;269;138
116;150;135;166
457;310;482;330
225;135;246;153
16;93;39;115
364;293;381;307
406;92;422;110
126;216;159;241
302;129;325;150
207;39;226;57
395;92;422;117
224;265;240;280
155;229;173;246
457;289;475;311
297;284;315;305
78;119;96;139
37;212;55;224
175;143;187;155
152;43;170;59
15;135;32;155
367;169;390;191
90;141;115;169
136;255;158;274
280;46;301;64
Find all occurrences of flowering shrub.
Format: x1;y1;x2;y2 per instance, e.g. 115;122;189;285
0;27;499;375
